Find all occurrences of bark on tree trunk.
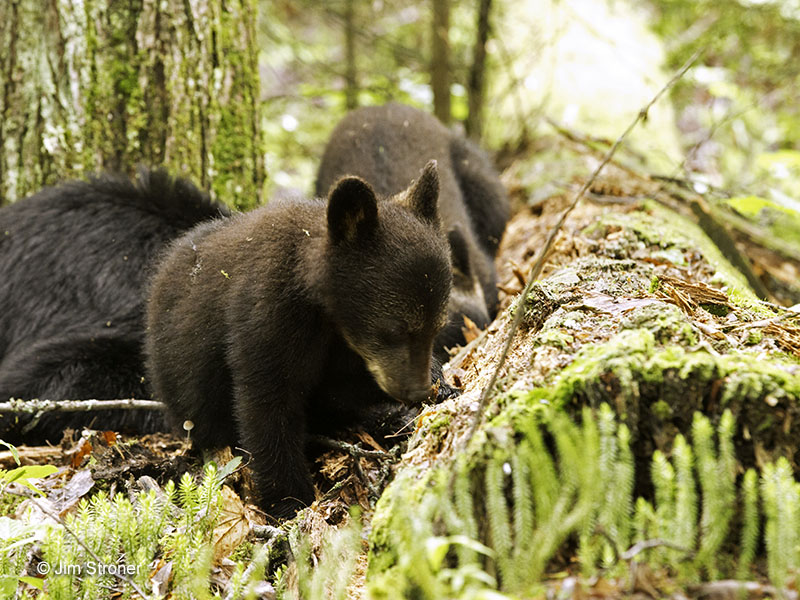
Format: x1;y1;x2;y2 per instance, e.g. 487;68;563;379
344;0;358;110
465;0;493;140
0;0;264;210
431;0;451;124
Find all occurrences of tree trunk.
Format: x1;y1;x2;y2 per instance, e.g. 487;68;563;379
465;0;493;140
344;0;358;110
431;0;451;124
0;0;264;210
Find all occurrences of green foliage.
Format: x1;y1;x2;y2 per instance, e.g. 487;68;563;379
650;0;800;205
693;410;736;578
724;194;800;257
0;465;59;497
737;468;760;580
0;457;267;599
761;457;800;592
367;405;800;596
0;439;58;498
257;0;502;197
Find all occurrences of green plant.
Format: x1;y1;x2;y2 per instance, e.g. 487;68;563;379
0;457;265;599
367;405;800;596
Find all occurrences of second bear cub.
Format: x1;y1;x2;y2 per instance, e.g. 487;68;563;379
145;162;451;518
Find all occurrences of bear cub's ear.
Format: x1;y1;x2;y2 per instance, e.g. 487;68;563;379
408;160;440;224
327;176;379;243
448;226;472;280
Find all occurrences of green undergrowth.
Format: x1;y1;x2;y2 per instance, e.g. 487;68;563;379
365;404;800;598
0;461;270;600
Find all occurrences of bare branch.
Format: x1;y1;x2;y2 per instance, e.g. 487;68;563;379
0;398;166;414
621;538;692;561
309;435;388;460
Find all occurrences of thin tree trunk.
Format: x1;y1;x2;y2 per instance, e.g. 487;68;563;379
465;0;493;140
344;0;358;110
0;0;264;210
431;0;451;124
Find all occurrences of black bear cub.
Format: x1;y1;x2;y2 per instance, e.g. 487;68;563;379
316;102;510;357
0;169;227;443
146;162;451;518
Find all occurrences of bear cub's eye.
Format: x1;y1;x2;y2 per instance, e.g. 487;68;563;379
379;323;408;343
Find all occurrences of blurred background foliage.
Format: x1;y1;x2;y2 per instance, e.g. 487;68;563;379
258;0;800;223
4;0;800;223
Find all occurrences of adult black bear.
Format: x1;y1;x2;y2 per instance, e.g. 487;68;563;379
145;162;451;518
315;102;510;356
0;169;228;443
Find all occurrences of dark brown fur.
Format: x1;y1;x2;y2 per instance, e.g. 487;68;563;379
316;103;510;355
146;163;451;517
0;169;227;443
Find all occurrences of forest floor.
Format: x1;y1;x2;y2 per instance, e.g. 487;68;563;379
3;138;800;599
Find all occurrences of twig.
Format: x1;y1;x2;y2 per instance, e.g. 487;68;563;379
0;398;165;414
352;456;381;499
621;537;693;561
687;580;798;600
451;48;704;477
0;446;62;468
308;435;388;460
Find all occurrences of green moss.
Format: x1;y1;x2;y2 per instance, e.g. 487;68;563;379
533;329;574;350
594;203;769;315
543;329;798;407
652;399;673;420
368;468;437;575
418;410;452;437
620;302;697;345
746;329;764;345
700;303;732;317
367;319;800;593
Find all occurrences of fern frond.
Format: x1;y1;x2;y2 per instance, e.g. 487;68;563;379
737;468;759;580
608;423;634;561
453;460;480;567
511;443;534;564
485;453;514;588
673;435;697;548
693;411;734;579
761;457;799;591
522;419;559;522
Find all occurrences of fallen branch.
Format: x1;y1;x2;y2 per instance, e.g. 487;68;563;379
0;445;62;468
309;435;388;460
687;580;798;600
452;48;704;476
621;538;693;561
0;398;165;414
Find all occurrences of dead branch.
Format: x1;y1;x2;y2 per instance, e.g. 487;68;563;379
0;445;62;468
687;580;798;600
621;538;693;561
309;435;388;460
0;398;166;414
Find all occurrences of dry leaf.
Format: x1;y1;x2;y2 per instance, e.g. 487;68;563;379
212;485;250;562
